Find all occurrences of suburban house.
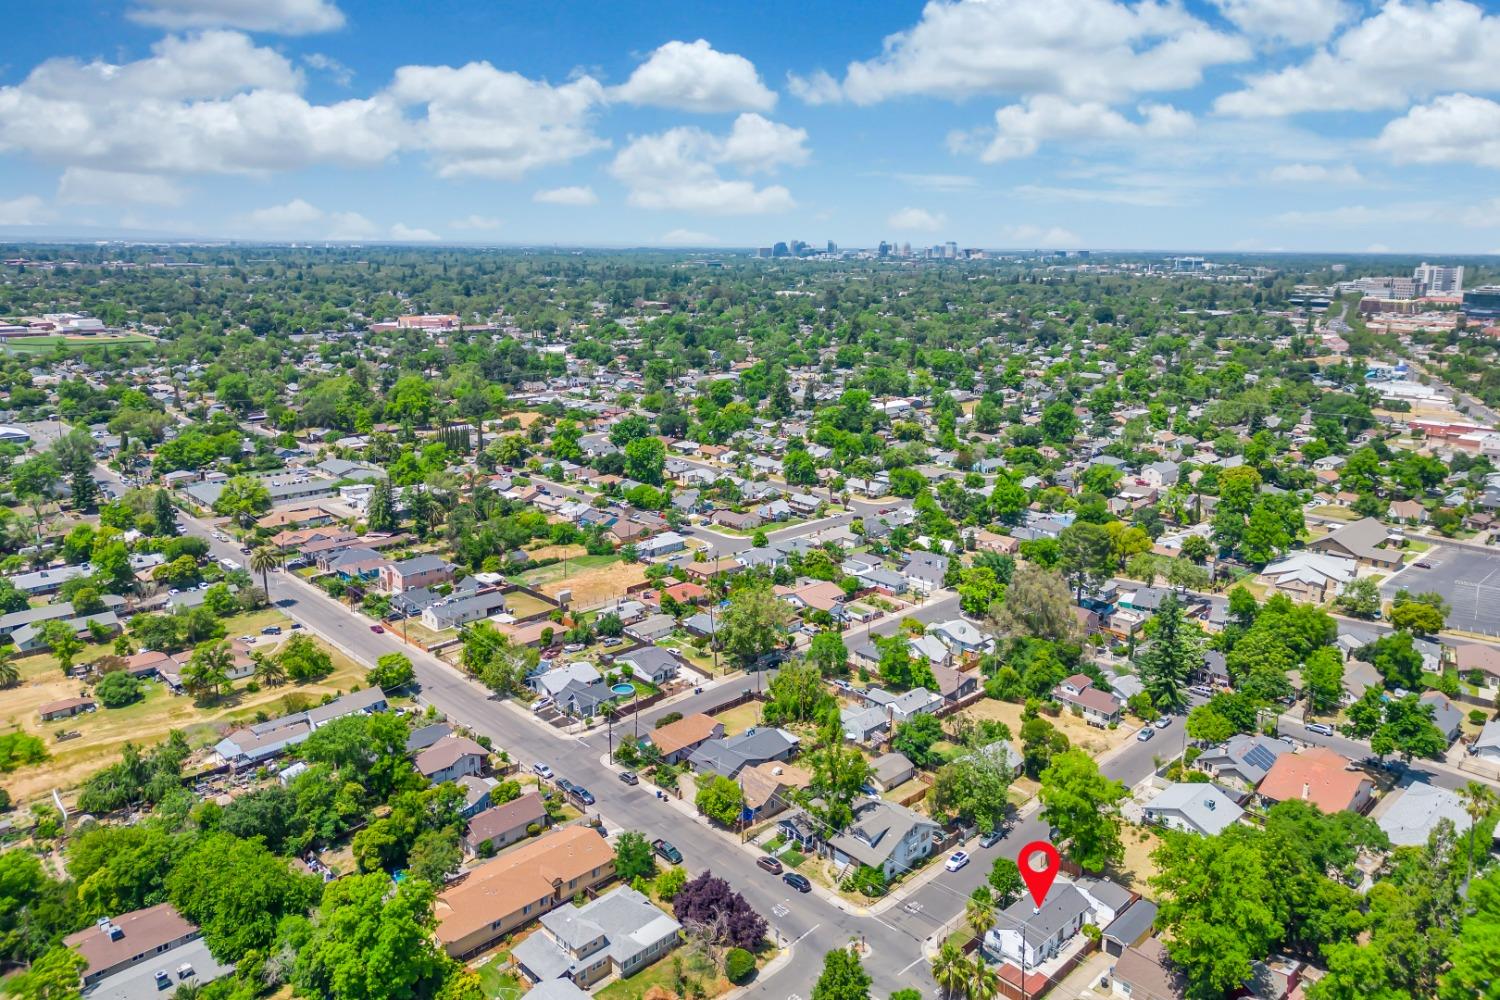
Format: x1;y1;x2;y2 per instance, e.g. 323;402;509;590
860;686;943;723
415;735;488;785
1453;643;1500;689
64;904;223;990
464;791;550;855
38;696;96;722
688;727;799;778
1307;516;1404;570
738;761;812;821
1374;781;1472;847
1143;783;1244;837
213;687;388;767
1259;552;1358;603
532;661;603;699
827;798;941;881
1257;748;1374;814
512;885;682;989
930;663;980;704
379;555;454;594
1195;734;1291;788
868;752;915;793
647;713;725;764
1111;937;1186;1000
841;703;891;746
613;646;681;685
776;809;822;852
434;826;616;959
985;883;1093;968
1054;674;1123;726
1419;690;1464;744
929;619;995;658
422;591;510;631
900;552;950;595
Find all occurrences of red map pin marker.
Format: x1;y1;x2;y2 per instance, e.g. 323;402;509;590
1017;841;1061;908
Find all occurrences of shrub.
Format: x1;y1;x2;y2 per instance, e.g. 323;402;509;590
725;948;755;983
94;670;144;708
656;866;687;901
1470;710;1488;726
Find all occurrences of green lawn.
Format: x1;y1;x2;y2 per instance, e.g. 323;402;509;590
512;554;621;587
596;952;723;1000
1;334;156;354
476;953;526;999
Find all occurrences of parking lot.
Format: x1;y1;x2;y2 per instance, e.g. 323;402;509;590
1383;545;1500;637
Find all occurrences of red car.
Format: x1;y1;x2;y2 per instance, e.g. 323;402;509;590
370;625;385;633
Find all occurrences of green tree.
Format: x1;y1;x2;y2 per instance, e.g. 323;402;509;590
370;652;416;691
365;477;396;531
988;857;1024;906
695;775;745;826
930;940;967;1000
762;657;835;725
249;545;282;597
1303;647;1345;715
1150;826;1284;1000
293;873;454;1000
623;436;667;486
718;583;788;672
1058;521;1113;600
1389;600;1445;636
892;713;946;769
212;476;272;528
1137;594;1202;714
93;670;143;708
1334;577;1381;619
613;831;657;882
167;832;321;962
808;630;848;676
1038;750;1126;872
992;564;1078;642
808;720;873;832
182;640;233;702
5;946;85;1000
152;490;178;536
812;947;872;1000
41;621;83;675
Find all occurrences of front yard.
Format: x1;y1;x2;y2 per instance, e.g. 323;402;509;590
958;698;1135;757
712;701;763;736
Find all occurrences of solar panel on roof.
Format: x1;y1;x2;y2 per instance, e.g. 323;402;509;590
1243;745;1276;771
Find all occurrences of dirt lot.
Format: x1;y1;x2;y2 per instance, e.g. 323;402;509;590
956;698;1135;756
505;591;555;619
521;556;648;609
1;628;367;804
522;543;588;562
712;701;763;736
1112;826;1164;896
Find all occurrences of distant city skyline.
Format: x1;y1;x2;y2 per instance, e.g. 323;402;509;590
3;1;1500;252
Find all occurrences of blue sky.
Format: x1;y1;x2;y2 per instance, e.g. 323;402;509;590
1;0;1498;252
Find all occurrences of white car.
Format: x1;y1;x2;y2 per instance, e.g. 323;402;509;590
532;762;555;779
945;850;970;872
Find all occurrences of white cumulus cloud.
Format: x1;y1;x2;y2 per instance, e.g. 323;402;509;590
1217;0;1500;116
239;198;378;239
534;185;598;205
389;223;441;241
610;113;807;214
1211;0;1353;46
613;40;775;112
387;62;607;179
887;207;947;231
796;0;1249;104
0;195;52;226
1263;162;1364;183
128;0;345;34
1375;93;1500;168
960;96;1193;162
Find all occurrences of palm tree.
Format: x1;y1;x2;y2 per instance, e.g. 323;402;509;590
1460;780;1495;881
966;958;1000;1000
252;651;287;688
250;546;282;597
931;940;968;1000
965;886;996;942
184;641;233;702
0;658;18;688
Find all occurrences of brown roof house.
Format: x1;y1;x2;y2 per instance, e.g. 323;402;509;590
1257;747;1374;815
64;903;204;988
434;825;616;959
1054;674;1122;726
415;735;489;785
1307;516;1404;570
39;696;95;722
647;713;725;764
464;790;550;855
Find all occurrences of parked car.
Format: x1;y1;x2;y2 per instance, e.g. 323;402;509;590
261;625;282;635
532;762;554;779
979;829;1003;848
653;839;683;864
154;971;171;991
556;778;577;795
571;786;596;806
945;850;970;872
618;770;639;785
782;872;812;893
1137;727;1156;742
1190;685;1213;696
1415;561;1433;569
757;855;784;875
1307;722;1335;737
1153;716;1172;730
563;643;585;653
370;624;385;633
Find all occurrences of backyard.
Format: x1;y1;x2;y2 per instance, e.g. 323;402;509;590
958;698;1136;756
1;625;366;802
513;554;649;608
711;701;763;736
